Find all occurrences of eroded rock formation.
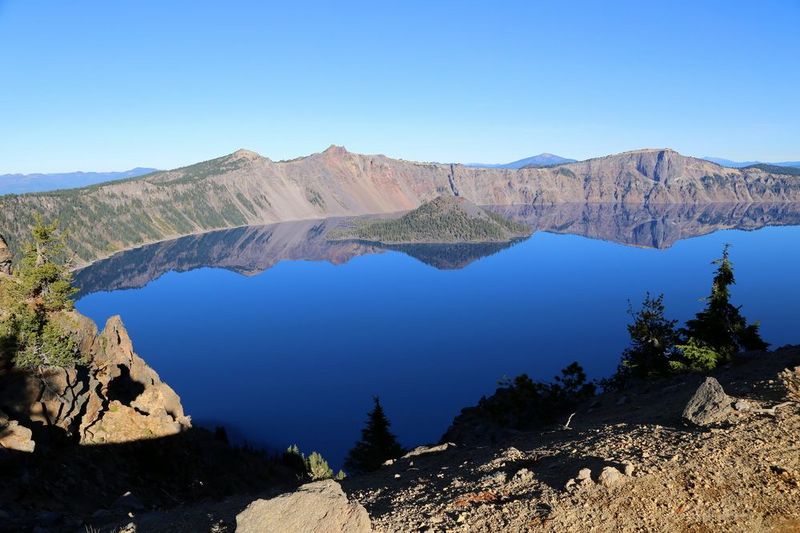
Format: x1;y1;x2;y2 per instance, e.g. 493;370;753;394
0;312;190;446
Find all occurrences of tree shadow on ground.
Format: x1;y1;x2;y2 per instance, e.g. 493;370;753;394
0;426;301;532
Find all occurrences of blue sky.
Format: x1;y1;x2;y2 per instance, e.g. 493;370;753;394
1;0;798;173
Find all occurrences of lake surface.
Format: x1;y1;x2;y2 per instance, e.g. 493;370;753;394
74;203;800;468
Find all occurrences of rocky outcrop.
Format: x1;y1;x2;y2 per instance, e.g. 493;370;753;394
0;234;12;275
780;366;800;401
79;316;190;444
0;312;190;445
682;377;734;426
236;480;372;533
0;409;35;452
2;147;800;265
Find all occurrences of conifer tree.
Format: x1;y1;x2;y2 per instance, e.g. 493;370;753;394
345;397;404;473
683;245;768;362
618;293;681;377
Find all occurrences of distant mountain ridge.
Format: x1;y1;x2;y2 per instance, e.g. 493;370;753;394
467;153;576;169
0;168;158;195
1;146;799;265
702;157;800;169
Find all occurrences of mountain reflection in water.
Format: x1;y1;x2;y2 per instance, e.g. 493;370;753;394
74;202;800;296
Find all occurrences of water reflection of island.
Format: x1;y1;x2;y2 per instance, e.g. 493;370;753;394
75;202;800;296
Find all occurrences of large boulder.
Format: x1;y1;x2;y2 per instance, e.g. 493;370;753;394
0;234;11;275
682;377;734;426
236;480;372;533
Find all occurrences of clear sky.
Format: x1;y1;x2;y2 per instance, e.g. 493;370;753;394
1;0;798;173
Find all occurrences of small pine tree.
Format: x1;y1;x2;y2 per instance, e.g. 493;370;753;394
16;216;77;312
282;444;307;474
618;293;681;377
684;245;768;361
345;397;404;474
306;451;334;480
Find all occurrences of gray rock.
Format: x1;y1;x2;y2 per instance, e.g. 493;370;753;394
623;463;635;476
598;466;624;486
577;468;592;481
236;480;372;533
682;377;734;426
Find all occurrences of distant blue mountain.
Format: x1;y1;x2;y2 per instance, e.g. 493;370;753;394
0;167;158;195
702;157;800;169
467;153;576;169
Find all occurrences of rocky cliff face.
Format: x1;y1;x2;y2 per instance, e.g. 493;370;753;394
0;312;190;448
1;147;799;265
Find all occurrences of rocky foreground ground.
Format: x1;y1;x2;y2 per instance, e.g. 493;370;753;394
91;346;800;533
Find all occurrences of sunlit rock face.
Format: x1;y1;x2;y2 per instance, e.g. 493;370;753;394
0;311;190;446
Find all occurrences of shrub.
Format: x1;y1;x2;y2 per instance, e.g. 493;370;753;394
306;451;334;481
480;362;595;430
670;338;720;373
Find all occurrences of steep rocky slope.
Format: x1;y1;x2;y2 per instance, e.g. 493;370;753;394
95;347;800;532
345;347;800;532
1;147;798;264
0;309;298;531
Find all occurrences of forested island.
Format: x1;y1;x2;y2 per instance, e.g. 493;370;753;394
331;196;532;244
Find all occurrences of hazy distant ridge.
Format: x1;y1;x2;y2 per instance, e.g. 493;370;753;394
467;153;575;169
0;168;158;195
702;157;800;169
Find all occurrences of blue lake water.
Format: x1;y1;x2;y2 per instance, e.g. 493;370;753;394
74;208;800;468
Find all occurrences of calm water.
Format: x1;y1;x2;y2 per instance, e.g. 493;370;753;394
74;204;800;467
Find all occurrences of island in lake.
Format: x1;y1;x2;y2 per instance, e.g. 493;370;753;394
331;195;532;244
